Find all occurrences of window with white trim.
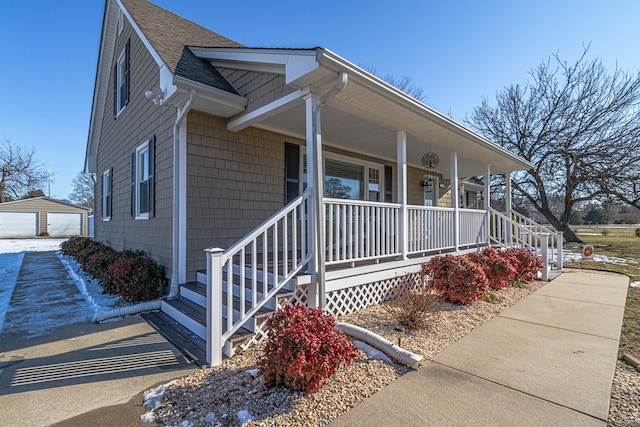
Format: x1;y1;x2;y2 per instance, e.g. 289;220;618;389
102;168;112;220
113;40;130;118
117;8;124;34
132;137;154;219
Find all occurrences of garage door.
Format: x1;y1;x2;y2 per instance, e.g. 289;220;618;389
0;212;38;237
48;213;82;236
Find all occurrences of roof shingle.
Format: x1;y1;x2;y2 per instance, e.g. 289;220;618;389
120;0;243;74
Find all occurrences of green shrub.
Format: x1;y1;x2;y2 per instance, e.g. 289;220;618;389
382;273;440;331
258;304;358;393
423;254;489;305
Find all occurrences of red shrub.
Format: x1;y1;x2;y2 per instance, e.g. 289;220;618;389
102;252;164;302
468;247;517;290
503;247;544;283
258;304;358;393
423;254;489;305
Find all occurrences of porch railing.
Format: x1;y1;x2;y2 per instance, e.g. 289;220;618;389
324;198;401;265
489;208;563;280
407;206;455;254
459;208;488;247
205;189;312;365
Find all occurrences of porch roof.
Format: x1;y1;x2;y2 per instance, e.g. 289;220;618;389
189;47;533;176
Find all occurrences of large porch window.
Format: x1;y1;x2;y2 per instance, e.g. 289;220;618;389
284;143;385;203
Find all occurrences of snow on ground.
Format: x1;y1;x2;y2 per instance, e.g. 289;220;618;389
0;238;66;254
563;249;638;265
0;238;120;338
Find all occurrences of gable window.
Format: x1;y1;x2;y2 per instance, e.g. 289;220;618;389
101;168;112;220
113;39;130;118
117;8;124;34
131;137;154;219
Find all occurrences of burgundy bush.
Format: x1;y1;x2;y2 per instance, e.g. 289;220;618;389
423;254;489;305
102;252;164;302
503;247;544;283
468;247;517;290
258;304;358;393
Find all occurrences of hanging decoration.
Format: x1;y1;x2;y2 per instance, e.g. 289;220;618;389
420;143;439;193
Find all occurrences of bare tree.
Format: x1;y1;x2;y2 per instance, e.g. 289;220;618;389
68;171;95;209
363;65;427;103
467;48;640;242
0;139;49;203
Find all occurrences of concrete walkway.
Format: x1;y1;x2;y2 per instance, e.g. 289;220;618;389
331;270;628;426
0;250;197;427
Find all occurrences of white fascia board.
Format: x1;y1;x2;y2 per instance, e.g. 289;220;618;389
189;47;319;84
227;88;308;132
86;1;117;174
174;76;247;111
317;49;533;172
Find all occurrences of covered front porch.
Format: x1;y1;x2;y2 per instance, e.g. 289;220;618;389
168;47;563;364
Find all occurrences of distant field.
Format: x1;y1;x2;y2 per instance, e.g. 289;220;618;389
570;225;639;358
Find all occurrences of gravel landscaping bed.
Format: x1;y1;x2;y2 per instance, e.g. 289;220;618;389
146;277;639;426
148;281;548;426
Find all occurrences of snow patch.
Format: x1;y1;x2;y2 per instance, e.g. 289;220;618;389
0;252;25;332
139;411;157;423
237;409;254;425
631;282;640;288
143;380;178;410
0;238;66;254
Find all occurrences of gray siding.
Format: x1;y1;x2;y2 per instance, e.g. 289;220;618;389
185;111;303;280
217;68;296;113
94;17;175;278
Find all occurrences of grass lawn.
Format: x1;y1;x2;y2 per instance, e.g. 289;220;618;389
570;226;640;359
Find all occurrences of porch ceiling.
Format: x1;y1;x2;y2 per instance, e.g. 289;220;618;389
194;47;532;177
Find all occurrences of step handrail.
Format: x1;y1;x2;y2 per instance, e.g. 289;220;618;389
206;188;312;365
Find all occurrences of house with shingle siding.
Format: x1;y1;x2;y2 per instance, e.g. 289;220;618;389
86;0;562;364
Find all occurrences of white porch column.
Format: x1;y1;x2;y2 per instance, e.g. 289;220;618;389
304;94;326;309
397;131;408;260
505;171;513;243
450;152;459;251
484;164;491;244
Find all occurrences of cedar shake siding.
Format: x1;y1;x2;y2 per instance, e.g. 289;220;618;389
94;12;174;277
185;111;302;280
217;68;296;114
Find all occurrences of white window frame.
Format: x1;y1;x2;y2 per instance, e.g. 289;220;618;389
115;47;127;117
134;140;150;220
117;8;124;34
102;169;111;221
423;173;439;207
323;152;384;202
299;149;384;202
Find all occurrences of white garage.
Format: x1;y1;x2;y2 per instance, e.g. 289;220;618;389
0;197;90;237
47;212;83;236
0;212;38;237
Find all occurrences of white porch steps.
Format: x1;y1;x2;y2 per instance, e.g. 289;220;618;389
158;267;298;363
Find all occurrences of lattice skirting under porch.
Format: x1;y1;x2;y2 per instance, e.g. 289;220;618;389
233;273;422;355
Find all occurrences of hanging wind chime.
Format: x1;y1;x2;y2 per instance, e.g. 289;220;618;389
420;143;439;194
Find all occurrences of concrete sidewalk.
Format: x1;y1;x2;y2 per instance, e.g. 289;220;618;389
0;316;197;427
331;270;629;426
0;248;198;426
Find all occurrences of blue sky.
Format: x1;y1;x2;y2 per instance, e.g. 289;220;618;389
1;0;639;200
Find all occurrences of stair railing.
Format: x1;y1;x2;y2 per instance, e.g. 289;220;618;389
489;208;563;281
205;189;312;365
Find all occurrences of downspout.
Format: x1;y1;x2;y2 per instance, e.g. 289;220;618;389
311;72;348;309
169;89;196;298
